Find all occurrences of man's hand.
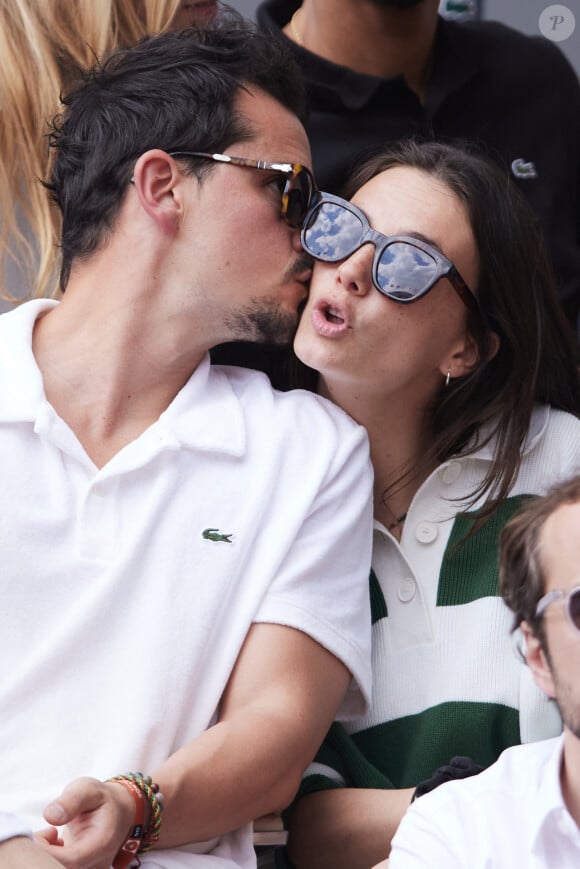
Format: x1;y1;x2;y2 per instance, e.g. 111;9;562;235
35;777;134;869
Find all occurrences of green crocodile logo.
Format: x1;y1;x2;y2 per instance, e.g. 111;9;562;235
202;527;233;543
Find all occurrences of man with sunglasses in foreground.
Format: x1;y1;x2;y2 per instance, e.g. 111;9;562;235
0;16;375;869
385;474;580;868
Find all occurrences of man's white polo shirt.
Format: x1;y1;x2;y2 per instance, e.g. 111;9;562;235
390;735;580;867
0;300;374;868
0;812;32;843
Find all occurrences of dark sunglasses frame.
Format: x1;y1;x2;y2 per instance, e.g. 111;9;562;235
535;586;580;633
168;151;317;228
301;192;481;314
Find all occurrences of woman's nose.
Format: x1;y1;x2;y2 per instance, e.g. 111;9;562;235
336;244;375;295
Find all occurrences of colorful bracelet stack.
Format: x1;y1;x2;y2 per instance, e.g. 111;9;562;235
107;772;164;869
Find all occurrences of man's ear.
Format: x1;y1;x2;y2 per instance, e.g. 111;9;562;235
521;620;556;699
131;149;185;234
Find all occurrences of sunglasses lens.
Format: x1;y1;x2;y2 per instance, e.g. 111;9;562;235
303;202;365;260
570;589;580;630
284;169;314;228
376;243;439;300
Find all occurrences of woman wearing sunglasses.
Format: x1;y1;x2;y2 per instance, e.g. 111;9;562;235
285;140;580;869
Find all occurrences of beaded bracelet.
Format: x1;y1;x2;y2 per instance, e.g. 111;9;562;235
107;772;164;867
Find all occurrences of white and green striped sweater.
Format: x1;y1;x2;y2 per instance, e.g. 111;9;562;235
300;405;579;798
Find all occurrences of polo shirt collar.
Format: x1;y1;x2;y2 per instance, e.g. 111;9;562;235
466;404;550;463
0;300;246;457
258;2;480;113
425;17;480;115
159;355;246;457
259;0;404;109
0;299;54;422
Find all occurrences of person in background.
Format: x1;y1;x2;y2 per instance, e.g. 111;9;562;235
0;0;219;309
281;139;580;869
255;0;580;338
387;473;580;868
0;16;374;869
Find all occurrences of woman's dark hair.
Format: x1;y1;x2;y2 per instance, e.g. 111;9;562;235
46;10;307;290
297;140;580;520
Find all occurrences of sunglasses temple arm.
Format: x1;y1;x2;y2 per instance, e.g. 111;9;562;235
449;269;483;317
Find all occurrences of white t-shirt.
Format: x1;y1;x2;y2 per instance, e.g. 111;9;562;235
0;300;374;868
390;735;580;868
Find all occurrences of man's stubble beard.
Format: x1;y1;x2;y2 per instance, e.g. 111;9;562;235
542;638;580;741
224;296;299;346
552;673;580;741
224;255;311;346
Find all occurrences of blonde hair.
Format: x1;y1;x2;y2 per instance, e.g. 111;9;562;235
0;0;182;303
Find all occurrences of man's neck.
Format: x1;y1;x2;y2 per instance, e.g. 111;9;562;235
32;265;209;469
561;729;580;828
284;0;439;96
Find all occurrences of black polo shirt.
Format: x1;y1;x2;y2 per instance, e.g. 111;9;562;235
257;0;580;333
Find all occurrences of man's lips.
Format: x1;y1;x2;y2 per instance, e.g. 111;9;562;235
290;261;313;302
310;298;351;337
295;267;313;284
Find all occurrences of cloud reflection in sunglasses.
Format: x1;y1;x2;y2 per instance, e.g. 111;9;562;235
377;244;440;299
306;203;363;256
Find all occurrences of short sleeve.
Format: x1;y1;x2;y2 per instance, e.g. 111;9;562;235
254;412;374;719
0;811;32;843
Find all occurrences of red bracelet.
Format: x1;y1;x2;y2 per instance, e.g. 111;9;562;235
108;773;164;866
110;779;147;869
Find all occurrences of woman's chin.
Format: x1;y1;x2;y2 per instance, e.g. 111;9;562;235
293;330;318;370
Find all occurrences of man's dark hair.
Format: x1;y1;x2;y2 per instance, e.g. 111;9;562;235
499;473;580;645
46;11;307;289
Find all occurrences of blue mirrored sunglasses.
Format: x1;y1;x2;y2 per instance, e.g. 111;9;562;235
535;586;580;633
301;192;481;314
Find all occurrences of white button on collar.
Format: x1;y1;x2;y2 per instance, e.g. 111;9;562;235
415;521;438;544
438;461;461;485
398;577;417;603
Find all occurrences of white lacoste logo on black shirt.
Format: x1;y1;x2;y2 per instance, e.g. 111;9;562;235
511;158;538;179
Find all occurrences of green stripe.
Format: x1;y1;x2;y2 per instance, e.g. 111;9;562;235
352;701;520;787
370;567;388;623
299;702;520;796
437;495;533;607
296;773;344;800
298;722;394;799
